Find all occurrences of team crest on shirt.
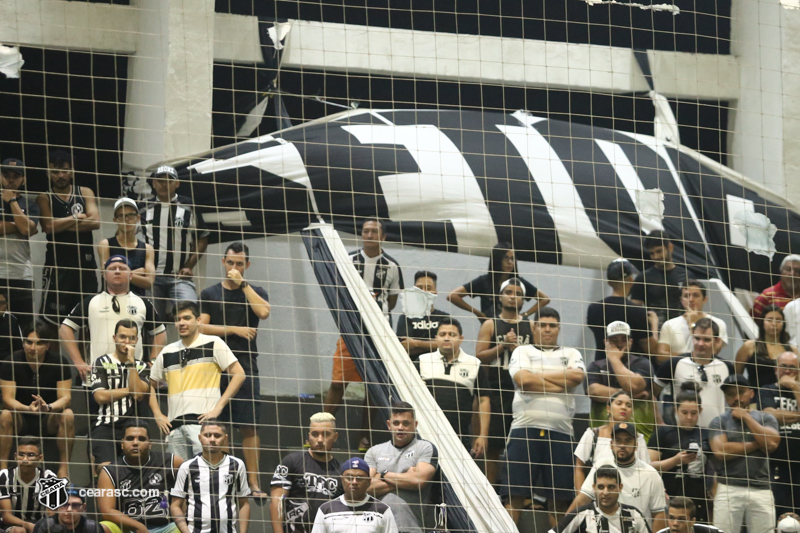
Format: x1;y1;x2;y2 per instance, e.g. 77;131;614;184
630;488;641;497
361;514;375;523
174;217;184;227
70;203;85;216
404;451;415;459
36;476;69;511
224;474;234;485
120;479;132;491
713;374;722;384
459;368;469;378
127;305;138;315
375;268;386;280
275;465;289;476
149;473;163;486
560;356;569;366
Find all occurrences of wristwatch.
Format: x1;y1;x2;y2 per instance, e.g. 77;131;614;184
240;281;248;289
7;197;17;204
380;470;388;481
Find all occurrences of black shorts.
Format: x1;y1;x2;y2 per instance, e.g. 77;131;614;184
506;428;575;502
40;266;98;324
221;372;260;426
18;413;56;437
90;424;126;464
487;390;514;452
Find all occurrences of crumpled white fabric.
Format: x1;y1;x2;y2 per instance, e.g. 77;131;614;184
267;22;293;50
635;188;665;229
649;90;680;145
0;45;24;79
732;209;777;258
402;287;437;319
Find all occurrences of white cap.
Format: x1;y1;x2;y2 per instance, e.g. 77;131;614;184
777;517;800;533
113;197;138;214
606;321;631;338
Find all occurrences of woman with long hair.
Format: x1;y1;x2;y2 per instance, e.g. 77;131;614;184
735;304;798;389
447;242;549;320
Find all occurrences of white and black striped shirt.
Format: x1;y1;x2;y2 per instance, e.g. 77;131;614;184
311;495;398;533
550;502;651;533
0;467;57;522
140;194;208;275
349;250;403;320
89;353;150;426
171;454;251;533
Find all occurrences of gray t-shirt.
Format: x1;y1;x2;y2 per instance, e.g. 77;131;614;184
707;409;779;488
0;196;38;280
364;438;438;533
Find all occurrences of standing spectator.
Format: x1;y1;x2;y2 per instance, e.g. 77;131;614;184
752;254;800;319
0;290;22;360
139;165;209;321
506;307;586;525
149;301;245;460
448;242;549;320
708;374;780;533
199;241;270;497
736;304;797;390
97;198;155;297
629;231;688;327
416;318;490;453
323;219;403;452
657;281;728;363
0;437;55;533
648;383;711;522
586;259;657;360
97;421;183;533
654;318;734;427
33;490;105;533
0;158;38;330
311;458;398;533
656;497;724;533
573;391;650;493
37;149;100;325
270;413;343;533
757;351;800;517
571;423;667;531
88;320;151;474
60;255;166;382
396;271;450;361
365;402;438;533
0;324;74;478
550;465;651;533
475;277;532;485
586;321;656;440
170;420;250;533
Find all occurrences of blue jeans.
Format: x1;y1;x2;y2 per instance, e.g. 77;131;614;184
152;275;197;320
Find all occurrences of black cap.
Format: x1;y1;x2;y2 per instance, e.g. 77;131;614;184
0;158;24;174
611;422;637;438
721;374;751;390
607;258;638;281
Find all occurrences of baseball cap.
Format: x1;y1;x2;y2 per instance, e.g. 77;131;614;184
113;197;139;215
105;255;131;269
721;374;751;390
499;277;526;296
340;457;370;475
606;258;638;281
154;165;178;179
606;321;631;338
1;158;24;174
611;422;636;438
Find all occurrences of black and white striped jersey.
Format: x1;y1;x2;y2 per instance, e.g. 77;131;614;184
89;353;150;426
171;454;251;533
349;250;403;320
0;467;57;522
139;194;208;275
311;495;398;533
550;502;651;533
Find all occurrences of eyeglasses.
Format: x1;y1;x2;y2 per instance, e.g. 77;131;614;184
62;503;83;510
16;452;40;458
114;213;138;222
696;365;708;382
112;296;120;314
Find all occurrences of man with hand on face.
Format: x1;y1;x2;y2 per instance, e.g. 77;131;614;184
0;437;56;533
655;497;723;533
550;465;650;533
270;413;343;533
311;458;398;533
149;301;245;460
657;280;728;362
396;271;450;361
416;318;490;455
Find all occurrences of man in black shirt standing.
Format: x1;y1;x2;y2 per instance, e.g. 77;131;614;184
629;231;688;328
395;271;450;361
587;259;657;360
199;242;270;498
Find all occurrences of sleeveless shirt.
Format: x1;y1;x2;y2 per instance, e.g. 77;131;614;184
44;186;97;269
107;235;147;295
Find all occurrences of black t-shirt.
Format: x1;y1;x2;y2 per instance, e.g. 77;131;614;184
757;383;800;462
0;351;71;405
33;516;100;533
0;311;22;360
102;452;176;528
647;425;709;498
395;309;450;361
586;296;650;360
270;450;343;533
629;265;687;323
199;282;269;371
462;273;538;318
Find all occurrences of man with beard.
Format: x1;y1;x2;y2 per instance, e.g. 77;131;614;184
629;231;687;327
270;413;344;533
753;255;800;318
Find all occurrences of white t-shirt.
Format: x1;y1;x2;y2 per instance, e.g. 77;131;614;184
573;428;650;465
658;314;728;355
654;356;734;427
580;459;667;523
508;344;585;435
783;298;800;344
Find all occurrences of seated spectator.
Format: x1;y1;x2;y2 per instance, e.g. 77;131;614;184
629;231;688;327
550;465;651;533
753;254;800;319
0;324;74;478
656;497;724;533
657;281;728;363
365;402;438;533
396;271;450;361
97;198;155;297
648;383;710;522
569;423;667;531
475;277;532;485
654;318;734;427
0;437;56;533
736;304;797;390
586;259;657;360
586;321;656;440
0;290;22;361
33;490;107;533
708;375;780;533
574;391;649;493
756;351;800;518
416;318;490;453
270;413;343;533
448;242;549;320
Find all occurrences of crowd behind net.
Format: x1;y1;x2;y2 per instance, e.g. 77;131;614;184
1;0;798;532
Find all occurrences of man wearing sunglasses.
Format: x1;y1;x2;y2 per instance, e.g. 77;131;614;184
60;255;166;382
33;489;106;533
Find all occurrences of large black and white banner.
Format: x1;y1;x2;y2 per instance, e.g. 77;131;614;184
159;108;800;292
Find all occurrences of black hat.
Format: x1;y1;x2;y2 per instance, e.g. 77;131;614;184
721;374;751;390
611;422;637;438
0;158;24;174
607;259;638;281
